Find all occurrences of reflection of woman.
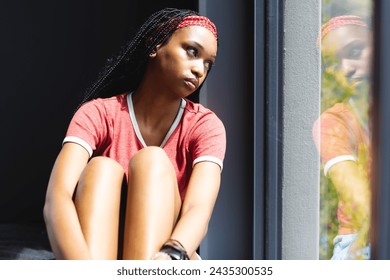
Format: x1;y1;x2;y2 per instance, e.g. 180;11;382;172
313;15;372;259
43;8;226;260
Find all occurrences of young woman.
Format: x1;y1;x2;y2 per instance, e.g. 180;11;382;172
43;8;226;260
313;15;372;259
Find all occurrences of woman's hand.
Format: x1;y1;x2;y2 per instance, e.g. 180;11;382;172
151;252;171;260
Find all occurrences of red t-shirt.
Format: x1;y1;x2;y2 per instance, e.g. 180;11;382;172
64;93;226;200
312;102;370;234
312;102;369;174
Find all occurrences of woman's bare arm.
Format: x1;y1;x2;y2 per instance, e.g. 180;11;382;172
43;142;91;259
328;160;370;230
169;161;221;257
328;160;370;258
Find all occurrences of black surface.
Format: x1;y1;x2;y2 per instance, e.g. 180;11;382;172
0;223;54;260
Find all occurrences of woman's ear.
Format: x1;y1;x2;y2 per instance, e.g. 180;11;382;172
149;49;157;58
149;44;161;58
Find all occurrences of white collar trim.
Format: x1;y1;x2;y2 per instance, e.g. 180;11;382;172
126;92;186;148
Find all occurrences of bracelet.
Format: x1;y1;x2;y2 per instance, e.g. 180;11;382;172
160;243;189;260
167;238;186;250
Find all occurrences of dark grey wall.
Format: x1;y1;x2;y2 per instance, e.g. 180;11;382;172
372;0;390;260
199;0;254;260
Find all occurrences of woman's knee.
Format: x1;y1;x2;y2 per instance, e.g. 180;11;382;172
129;147;173;175
86;156;124;176
127;148;178;201
78;156;125;188
87;156;124;173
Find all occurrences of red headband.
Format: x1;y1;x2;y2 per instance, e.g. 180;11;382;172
321;15;368;41
176;15;218;40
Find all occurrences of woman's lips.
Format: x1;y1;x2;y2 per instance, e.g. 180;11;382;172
184;78;198;90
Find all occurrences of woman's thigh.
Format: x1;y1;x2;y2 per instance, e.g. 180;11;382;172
122;147;181;259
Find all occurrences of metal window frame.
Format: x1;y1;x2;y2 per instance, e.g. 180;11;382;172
372;0;390;260
253;0;284;260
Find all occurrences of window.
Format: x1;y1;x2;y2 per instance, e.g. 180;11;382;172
317;0;373;260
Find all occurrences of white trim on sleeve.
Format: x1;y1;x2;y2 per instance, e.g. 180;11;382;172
193;156;223;171
324;155;356;176
63;136;93;157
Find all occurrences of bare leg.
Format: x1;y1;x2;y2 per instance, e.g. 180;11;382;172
74;156;124;259
122;147;182;260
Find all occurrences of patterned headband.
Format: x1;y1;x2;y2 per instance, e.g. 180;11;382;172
321;15;368;42
176;15;218;40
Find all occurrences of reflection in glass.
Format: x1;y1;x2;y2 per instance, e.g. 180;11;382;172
314;1;372;260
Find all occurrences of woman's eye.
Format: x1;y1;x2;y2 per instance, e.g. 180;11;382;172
187;47;198;57
347;46;363;59
204;61;214;70
339;42;366;60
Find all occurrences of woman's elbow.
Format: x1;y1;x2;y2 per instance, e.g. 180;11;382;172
43;197;53;225
203;224;209;238
43;191;60;225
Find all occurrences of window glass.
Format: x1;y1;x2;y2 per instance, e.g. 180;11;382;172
316;0;373;259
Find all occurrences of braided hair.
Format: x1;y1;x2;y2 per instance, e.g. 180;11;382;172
79;8;200;108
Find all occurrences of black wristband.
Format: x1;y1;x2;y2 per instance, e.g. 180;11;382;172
160;244;189;260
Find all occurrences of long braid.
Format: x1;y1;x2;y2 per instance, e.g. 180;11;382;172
78;8;199;108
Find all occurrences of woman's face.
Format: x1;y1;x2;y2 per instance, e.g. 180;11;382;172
322;25;372;87
148;25;218;97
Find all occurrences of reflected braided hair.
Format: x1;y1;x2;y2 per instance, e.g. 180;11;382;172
79;8;199;107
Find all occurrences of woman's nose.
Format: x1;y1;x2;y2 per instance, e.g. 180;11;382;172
191;60;206;78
